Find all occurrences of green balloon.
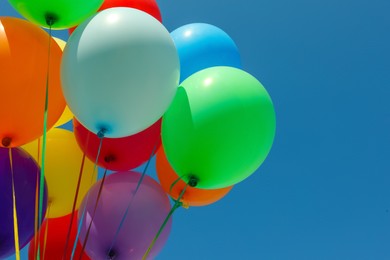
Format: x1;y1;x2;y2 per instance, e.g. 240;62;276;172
8;0;103;29
162;66;276;189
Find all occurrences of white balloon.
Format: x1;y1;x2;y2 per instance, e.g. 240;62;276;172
61;7;179;137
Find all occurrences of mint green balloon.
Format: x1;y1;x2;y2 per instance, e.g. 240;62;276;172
162;66;276;189
8;0;103;29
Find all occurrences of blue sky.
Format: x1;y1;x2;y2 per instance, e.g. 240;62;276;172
1;0;390;259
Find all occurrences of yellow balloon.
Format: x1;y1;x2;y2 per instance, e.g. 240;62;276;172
53;37;66;50
22;128;97;218
53;105;73;127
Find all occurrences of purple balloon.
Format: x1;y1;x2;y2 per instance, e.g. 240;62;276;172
78;171;172;260
0;147;48;258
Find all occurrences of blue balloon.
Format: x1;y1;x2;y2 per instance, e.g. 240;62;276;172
171;23;241;82
61;8;179;138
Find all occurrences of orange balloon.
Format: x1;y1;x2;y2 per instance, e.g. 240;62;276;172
0;17;65;147
156;147;233;207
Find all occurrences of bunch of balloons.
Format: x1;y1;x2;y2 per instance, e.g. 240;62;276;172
0;0;275;259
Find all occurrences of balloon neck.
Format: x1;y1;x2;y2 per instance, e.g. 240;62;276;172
104;154;116;163
107;249;116;259
1;137;11;147
45;13;58;27
188;175;199;187
182;201;190;209
97;128;107;139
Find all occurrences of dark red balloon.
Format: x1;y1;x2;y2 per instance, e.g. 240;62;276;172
73;118;161;171
28;211;90;260
69;0;162;34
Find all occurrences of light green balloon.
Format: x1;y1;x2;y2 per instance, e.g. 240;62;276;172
162;66;276;189
8;0;103;29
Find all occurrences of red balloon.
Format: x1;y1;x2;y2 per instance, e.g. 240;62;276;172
73;118;161;171
100;0;162;21
69;0;162;34
28;212;90;260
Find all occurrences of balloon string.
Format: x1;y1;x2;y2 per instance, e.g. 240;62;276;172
37;137;41;161
33;137;41;259
78;168;109;260
71;132;105;260
142;183;188;260
42;202;51;260
33;181;39;258
37;22;53;260
63;133;90;260
9;148;21;260
33;168;40;259
169;176;183;194
106;143;159;257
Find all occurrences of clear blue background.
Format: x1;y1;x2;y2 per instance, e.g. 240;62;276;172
1;0;390;259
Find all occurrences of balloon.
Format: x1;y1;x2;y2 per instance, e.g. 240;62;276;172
61;8;180;138
0;17;66;148
0;147;48;258
22;129;97;218
28;211;90;260
171;23;241;82
68;0;162;35
73;118;161;171
156;147;233;207
53;37;66;50
100;0;162;21
51;38;74;128
53;105;74;128
78;171;171;260
8;0;103;29
162;66;276;189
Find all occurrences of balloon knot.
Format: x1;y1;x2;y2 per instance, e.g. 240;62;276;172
45;13;58;26
97;128;107;139
107;249;116;259
182;202;190;209
1;137;11;147
104;154;116;163
188;175;198;187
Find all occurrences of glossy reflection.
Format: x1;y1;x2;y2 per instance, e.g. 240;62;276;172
171;23;242;82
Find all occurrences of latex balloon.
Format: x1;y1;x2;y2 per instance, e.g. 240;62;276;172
53;37;66;50
171;23;241;82
51;38;74;128
61;8;179;137
73;118;161;171
100;0;162;21
78;171;171;260
0;148;48;258
156;147;233;207
22;129;97;218
162;66;276;189
28;211;90;260
68;0;162;35
0;17;66;148
54;106;74;128
8;0;103;29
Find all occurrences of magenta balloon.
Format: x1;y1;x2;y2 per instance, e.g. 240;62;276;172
78;171;172;260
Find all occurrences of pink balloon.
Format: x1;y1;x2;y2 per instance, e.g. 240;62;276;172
78;171;172;260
